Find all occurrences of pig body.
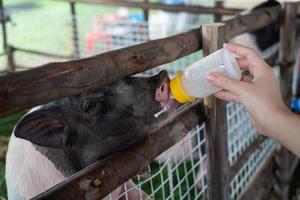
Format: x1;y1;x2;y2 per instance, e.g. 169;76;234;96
6;71;173;199
6;134;65;200
231;0;281;58
6;135;148;200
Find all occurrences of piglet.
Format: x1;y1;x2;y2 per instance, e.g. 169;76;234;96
5;70;177;200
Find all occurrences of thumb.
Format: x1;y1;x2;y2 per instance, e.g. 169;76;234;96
207;72;244;94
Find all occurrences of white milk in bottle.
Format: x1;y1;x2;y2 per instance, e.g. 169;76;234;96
170;48;241;103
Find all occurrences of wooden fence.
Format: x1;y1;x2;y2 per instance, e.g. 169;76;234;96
0;1;299;200
0;0;242;72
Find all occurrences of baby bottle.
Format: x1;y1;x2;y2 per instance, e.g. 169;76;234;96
170;48;241;103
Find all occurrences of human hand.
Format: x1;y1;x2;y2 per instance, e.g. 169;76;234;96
206;43;290;137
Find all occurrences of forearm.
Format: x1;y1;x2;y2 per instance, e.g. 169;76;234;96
267;110;300;157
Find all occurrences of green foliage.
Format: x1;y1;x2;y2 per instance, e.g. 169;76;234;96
0;163;6;200
132;161;205;200
0;112;25;138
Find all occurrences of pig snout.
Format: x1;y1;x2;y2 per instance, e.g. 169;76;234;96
155;71;170;108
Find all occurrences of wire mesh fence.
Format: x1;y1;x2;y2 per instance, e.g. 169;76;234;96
107;124;207;200
0;3;279;199
226;103;278;199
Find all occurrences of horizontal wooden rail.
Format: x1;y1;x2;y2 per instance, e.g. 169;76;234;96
223;5;282;40
32;100;204;199
0;5;282;117
0;29;202;116
69;0;243;15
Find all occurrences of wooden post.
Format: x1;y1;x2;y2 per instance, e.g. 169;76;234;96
0;0;11;72
277;2;298;200
214;0;223;22
143;0;149;22
202;23;229;200
0;0;7;51
279;2;297;105
6;45;15;72
70;2;80;59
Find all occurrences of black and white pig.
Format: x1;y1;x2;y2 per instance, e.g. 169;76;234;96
231;0;281;58
5;70;177;200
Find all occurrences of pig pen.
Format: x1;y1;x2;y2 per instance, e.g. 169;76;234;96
0;1;299;200
69;19;278;200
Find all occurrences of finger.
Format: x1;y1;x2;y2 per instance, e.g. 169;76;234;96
214;91;240;104
224;43;263;67
241;75;253;83
207;72;244;94
224;43;257;59
236;58;253;72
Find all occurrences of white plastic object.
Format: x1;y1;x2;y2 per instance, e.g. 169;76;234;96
180;48;241;99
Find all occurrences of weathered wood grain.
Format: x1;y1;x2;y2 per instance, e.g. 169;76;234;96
202;23;230;200
0;29;202;116
277;2;299;200
224;5;281;40
214;1;224;22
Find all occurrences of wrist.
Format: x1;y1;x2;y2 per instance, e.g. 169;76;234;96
269;109;300;156
260;106;291;138
264;107;293;138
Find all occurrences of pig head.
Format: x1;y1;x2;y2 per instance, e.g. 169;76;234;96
6;70;172;200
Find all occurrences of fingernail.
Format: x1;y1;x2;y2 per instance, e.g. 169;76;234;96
207;72;217;81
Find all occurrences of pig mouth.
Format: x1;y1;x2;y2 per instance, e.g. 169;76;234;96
164;97;179;113
153;94;179;119
155;76;179;115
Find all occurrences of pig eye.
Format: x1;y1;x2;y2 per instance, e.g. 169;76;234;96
81;99;101;113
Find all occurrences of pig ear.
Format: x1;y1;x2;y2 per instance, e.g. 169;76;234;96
14;108;68;148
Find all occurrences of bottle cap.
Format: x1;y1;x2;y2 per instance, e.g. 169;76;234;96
170;72;195;103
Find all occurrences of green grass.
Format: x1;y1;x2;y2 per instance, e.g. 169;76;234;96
0;0;122;70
